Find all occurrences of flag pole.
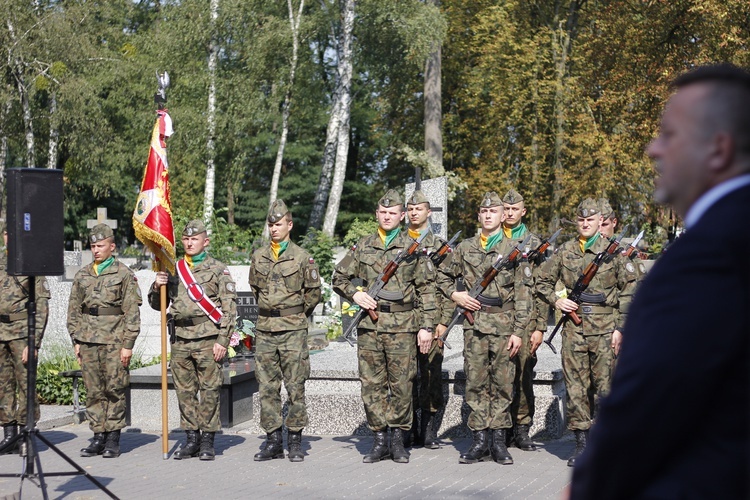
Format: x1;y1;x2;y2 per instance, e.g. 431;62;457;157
160;260;169;459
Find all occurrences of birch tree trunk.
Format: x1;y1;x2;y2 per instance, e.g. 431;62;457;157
424;0;442;172
307;0;343;230
322;0;355;238
0;99;10;221
263;0;305;240
203;0;219;227
7;19;35;168
47;91;58;169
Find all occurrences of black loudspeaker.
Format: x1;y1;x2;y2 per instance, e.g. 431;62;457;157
6;168;64;276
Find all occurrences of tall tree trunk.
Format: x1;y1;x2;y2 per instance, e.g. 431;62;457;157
203;0;219;227
226;181;235;225
322;0;355;238
7;20;35;168
308;91;341;230
263;0;305;240
424;0;443;173
47;91;58;169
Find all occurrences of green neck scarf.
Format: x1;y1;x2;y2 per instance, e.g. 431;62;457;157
483;231;503;251
94;256;115;276
270;240;289;260
186;251;207;267
509;222;527;240
378;227;401;248
581;232;601;252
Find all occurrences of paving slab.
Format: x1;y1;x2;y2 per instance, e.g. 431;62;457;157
0;423;574;499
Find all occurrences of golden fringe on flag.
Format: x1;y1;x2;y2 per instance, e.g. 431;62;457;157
133;109;176;274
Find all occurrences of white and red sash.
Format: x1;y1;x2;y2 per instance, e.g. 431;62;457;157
176;258;223;324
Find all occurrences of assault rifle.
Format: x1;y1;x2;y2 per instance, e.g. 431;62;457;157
543;229;627;354
525;228;563;265
341;231;428;346
429;231;462;267
438;235;531;349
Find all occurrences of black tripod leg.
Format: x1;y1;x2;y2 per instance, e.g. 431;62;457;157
34;432;120;500
29;433;50;500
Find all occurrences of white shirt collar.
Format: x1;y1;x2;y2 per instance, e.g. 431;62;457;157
684;174;750;229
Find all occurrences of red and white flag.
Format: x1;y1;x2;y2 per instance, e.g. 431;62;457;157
133;109;176;274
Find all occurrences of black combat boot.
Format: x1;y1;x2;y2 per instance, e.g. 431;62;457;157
567;429;588;467
102;429;121;458
513;424;537;451
490;429;514;465
253;429;284;461
199;431;215;461
422;413;439;449
80;432;107;457
390;428;410;464
287;430;304;462
362;430;390;463
0;424;19;455
459;430;491;464
173;430;201;460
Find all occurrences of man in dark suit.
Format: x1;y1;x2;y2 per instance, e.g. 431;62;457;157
570;64;750;499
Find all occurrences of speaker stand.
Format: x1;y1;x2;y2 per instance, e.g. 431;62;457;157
0;277;119;499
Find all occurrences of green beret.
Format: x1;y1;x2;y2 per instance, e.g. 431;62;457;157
267;199;289;223
502;188;524;205
378;189;404;208
598;198;615;219
182;219;207;237
89;223;114;243
480;191;503;208
407;190;430;206
576;198;601;218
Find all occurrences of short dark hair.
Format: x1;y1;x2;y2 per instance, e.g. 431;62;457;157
672;64;750;159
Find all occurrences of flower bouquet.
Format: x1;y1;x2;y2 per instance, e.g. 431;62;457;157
228;318;256;359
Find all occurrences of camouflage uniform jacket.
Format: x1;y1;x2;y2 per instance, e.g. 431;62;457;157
417;231;454;326
67;259;141;348
248;241;322;332
0;250;50;345
148;255;237;348
332;230;438;332
437;234;532;337
536;236;638;335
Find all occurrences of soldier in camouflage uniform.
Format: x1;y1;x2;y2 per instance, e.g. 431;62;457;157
406;190;449;449
68;223;141;459
249;200;321;463
332;189;437;464
151;220;237;461
501;189;545;452
536;199;637;466
436;192;531;465
0;222;50;454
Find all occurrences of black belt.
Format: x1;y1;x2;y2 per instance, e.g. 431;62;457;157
480;302;514;314
258;305;305;318
0;312;27;323
81;306;123;316
174;334;218;343
376;302;414;313
174;316;211;327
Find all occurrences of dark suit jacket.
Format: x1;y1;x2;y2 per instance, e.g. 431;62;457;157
571;183;750;500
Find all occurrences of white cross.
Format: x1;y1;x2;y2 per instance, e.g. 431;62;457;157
86;207;118;230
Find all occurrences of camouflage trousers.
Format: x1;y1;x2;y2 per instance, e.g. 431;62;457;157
79;342;129;433
417;340;444;412
358;330;417;431
561;330;614;431
463;330;516;431
255;329;310;433
0;338;39;426
171;336;223;432
510;334;537;426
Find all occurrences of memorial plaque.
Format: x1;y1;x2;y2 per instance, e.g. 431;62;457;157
236;291;258;325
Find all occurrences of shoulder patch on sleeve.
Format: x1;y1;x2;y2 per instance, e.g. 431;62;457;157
638;263;646;274
625;262;635;274
43;281;50;291
524;266;532;278
226;282;235;292
311;269;318;280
